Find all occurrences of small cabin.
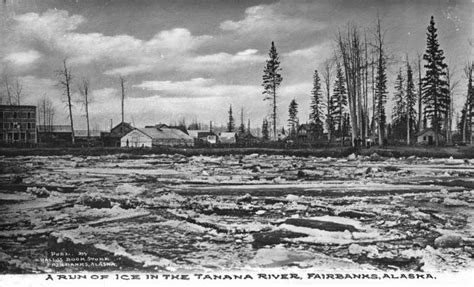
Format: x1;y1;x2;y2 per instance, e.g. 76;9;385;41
197;131;218;144
417;128;444;145
219;132;236;144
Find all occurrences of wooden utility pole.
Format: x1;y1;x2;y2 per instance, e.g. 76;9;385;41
79;79;91;141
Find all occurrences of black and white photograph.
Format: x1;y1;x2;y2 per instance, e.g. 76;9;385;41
0;0;473;286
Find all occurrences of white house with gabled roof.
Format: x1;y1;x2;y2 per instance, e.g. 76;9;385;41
121;129;152;147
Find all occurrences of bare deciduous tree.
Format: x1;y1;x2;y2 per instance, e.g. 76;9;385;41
56;59;75;144
321;59;334;142
13;78;22;106
445;66;460;145
2;73;12;105
337;23;364;146
38;96;55;133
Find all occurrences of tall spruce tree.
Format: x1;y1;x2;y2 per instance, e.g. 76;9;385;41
458;103;468;142
262;41;283;140
310;70;325;136
227;105;235;132
422;16;449;146
238;107;245;134
261;118;270;140
392;69;406;140
331;63;347;144
406;61;417;145
288;99;298;137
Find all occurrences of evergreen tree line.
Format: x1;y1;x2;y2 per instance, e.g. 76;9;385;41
223;15;472;147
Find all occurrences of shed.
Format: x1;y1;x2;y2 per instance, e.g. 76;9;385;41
416;128;445;145
219;132;236;144
197;131;218;144
187;129;208;139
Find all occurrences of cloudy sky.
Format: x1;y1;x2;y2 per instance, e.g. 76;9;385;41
0;0;472;130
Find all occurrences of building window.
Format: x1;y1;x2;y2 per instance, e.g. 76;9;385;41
0;112;3;118
423;136;426;140
14;133;19;141
13;112;17;119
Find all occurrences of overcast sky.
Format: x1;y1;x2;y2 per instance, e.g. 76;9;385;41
0;0;472;130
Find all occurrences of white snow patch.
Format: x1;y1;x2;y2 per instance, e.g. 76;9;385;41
159;220;209;234
309;215;363;230
251;245;314;266
115;183;145;195
278;224;353;244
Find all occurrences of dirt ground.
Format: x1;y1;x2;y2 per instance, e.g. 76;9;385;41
0;152;473;273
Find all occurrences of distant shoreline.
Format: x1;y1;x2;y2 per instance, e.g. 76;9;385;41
1;146;473;159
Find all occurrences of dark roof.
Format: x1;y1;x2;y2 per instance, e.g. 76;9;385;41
237;132;256;139
416;128;435;136
111;122;133;134
298;124;312;131
0;105;36;109
145;123;169;129
197;131;217;138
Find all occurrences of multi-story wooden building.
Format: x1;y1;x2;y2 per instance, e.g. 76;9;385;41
0;105;37;145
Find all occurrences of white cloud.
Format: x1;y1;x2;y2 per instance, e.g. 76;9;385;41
186;49;265;71
220;4;324;35
13;9;277;76
3;50;42;67
14;9;85;38
134;78;260;99
285;41;333;59
14;9;211;70
103;64;155;76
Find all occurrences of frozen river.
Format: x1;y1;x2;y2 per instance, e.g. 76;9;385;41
0;153;473;273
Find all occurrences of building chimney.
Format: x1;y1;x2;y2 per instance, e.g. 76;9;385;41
209;121;213;132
